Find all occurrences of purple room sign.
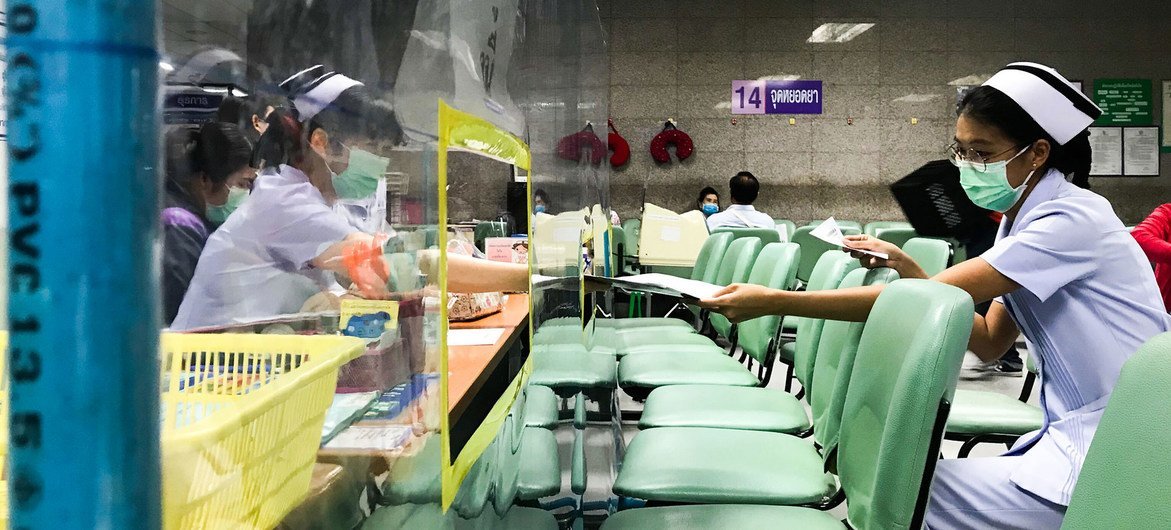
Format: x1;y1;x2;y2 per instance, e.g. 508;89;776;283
731;80;823;115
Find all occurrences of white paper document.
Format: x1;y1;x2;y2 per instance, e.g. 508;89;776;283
324;423;413;451
810;217;889;259
594;273;724;301
448;327;507;346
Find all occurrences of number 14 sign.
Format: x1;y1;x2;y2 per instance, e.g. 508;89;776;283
732;80;823;115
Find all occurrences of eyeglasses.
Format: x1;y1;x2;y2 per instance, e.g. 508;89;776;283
946;142;1028;171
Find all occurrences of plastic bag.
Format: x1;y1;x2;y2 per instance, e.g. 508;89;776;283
446;234;503;321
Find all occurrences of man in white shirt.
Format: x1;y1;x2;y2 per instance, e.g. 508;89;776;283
705;171;776;231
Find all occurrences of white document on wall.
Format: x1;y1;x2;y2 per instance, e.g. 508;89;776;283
810;217;889;259
1088;127;1124;175
1123;127;1160;176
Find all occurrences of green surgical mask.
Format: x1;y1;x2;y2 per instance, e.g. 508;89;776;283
206;187;248;224
957;145;1035;213
334;147;390;200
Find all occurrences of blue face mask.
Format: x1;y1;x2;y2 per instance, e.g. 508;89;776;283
702;203;719;216
534;204;546;214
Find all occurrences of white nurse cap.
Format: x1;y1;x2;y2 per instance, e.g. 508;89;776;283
279;65;364;122
982;62;1102;145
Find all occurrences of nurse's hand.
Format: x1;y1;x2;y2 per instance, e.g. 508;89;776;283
841;235;929;279
698;283;785;324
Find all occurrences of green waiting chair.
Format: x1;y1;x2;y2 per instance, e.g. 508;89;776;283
616;240;767;398
704;237;765;346
1062;332;1171;528
608;232;735;332
862;221;911;236
712;226;783;246
791;225;862;285
601;236;763;356
806;220;862;232
945;354;1042;457
611;280;973;522
773;219;798;241
874;226;918;248
807;267;899;454
778;252;860;392
902;237;952;277
473;220;511;251
637;243;806;434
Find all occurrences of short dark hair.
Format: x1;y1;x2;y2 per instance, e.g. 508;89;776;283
729;171;760;204
696;186;719;210
958;85;1091;186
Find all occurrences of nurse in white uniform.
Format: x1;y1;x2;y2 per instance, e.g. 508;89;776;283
172;69;392;330
699;62;1171;528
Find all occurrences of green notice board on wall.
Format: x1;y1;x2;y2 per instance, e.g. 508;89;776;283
1093;79;1153;125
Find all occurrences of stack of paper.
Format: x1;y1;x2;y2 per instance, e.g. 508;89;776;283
638;204;709;267
587;273;723;301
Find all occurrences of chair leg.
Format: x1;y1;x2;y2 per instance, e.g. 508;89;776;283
957;437;982;458
783;363;795;392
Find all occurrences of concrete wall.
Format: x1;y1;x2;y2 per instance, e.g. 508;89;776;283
600;0;1171;224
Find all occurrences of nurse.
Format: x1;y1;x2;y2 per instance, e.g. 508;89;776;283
172;68;389;330
700;62;1171;528
174;67;530;329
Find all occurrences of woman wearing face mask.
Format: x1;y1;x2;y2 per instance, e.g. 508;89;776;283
534;189;551;215
700;63;1171;528
174;67;532;330
696;186;720;217
172;68;394;330
160;122;253;325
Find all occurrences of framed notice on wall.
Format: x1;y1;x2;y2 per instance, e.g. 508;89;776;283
1088;127;1123;176
1123;127;1160;176
1163;81;1171;152
1093;79;1154;126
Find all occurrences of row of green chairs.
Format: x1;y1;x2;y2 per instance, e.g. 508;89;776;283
368;384;560;527
607;278;975;529
606;330;1171;529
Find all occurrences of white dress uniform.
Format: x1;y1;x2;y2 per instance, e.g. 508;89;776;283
171;164;358;330
925;63;1171;529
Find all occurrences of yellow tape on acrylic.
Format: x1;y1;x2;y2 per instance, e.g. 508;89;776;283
438;99;532;510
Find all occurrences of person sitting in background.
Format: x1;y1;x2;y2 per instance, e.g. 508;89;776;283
161;122;254;325
1131;204;1171;312
534;188;551;214
696;186;720;217
705;171;775;230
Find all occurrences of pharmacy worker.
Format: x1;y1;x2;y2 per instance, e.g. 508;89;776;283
172;68;388;330
699;62;1171;528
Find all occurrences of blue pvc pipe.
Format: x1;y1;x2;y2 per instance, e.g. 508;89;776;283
7;1;160;528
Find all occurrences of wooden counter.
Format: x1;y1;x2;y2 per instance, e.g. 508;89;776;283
447;294;529;423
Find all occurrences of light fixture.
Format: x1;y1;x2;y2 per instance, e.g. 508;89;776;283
807;23;875;43
159;61;174;72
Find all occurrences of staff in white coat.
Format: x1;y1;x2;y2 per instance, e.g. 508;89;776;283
174;68;530;329
699;62;1171;528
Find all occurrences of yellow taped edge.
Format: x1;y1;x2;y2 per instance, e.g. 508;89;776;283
438;100;532;510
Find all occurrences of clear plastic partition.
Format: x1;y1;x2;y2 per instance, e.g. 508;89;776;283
514;0;615;526
2;0;605;526
145;0;610;528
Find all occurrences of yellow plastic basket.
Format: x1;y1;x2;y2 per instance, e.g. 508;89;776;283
0;332;363;530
